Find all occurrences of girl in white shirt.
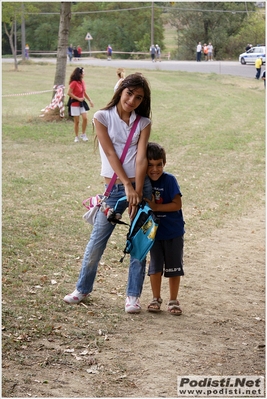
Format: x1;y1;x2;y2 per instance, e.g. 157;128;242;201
64;74;152;314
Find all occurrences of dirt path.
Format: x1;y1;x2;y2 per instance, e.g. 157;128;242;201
2;206;265;398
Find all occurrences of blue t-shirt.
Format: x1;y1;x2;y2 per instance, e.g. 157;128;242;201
151;172;185;240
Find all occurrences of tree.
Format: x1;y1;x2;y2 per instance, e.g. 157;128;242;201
2;2;38;69
70;2;164;57
168;1;257;60
53;2;71;96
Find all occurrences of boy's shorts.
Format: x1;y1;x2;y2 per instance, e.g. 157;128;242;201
148;236;184;277
71;106;87;116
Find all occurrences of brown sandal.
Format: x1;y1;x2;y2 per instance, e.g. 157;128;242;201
147;298;162;312
167;300;182;316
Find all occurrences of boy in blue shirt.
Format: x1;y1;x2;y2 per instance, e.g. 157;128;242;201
144;143;185;315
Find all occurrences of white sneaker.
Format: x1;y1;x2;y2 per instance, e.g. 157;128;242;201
80;134;88;142
63;289;88;304
125;296;141;313
74;136;79;143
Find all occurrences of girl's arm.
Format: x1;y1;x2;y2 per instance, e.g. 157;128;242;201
84;91;94;108
128;123;150;218
94;119;140;207
134;123;150;197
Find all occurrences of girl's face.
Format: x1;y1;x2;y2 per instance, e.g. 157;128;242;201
119;87;144;113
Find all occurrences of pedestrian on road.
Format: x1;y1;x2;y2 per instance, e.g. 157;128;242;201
207;42;213;61
196;42;202;62
155;44;161;62
25;44;30;60
107;45;112;60
255;57;263;80
73;46;79;61
150;44;156;62
67;44;73;62
203;44;208;61
77;45;82;59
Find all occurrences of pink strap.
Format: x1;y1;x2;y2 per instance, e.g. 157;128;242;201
104;115;141;197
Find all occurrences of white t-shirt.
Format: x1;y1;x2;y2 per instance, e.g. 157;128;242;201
208;44;213;53
94;106;151;179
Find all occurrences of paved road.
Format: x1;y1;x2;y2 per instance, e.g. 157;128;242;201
3;57;264;79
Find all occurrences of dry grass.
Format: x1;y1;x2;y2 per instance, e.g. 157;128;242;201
2;62;265;397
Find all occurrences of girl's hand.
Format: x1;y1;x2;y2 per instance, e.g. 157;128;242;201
125;184;141;220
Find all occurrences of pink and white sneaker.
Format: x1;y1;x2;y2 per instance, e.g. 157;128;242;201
125;296;141;313
63;289;88;304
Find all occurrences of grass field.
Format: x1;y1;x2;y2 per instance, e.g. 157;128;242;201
2;61;265;396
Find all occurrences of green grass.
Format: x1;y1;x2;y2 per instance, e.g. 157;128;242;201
2;62;265;394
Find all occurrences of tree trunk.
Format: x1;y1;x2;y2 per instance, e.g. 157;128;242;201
53;2;71;99
21;3;26;61
4;22;18;71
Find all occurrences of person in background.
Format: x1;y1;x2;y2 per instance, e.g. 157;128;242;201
67;67;94;142
150;44;156;62
196;42;202;62
261;70;266;88
63;73;152;314
155;44;161;62
203;43;208;61
255;57;263;79
67;44;73;61
144;142;185;316
207;42;213;61
25;44;29;60
107;45;112;60
73;46;79;61
114;68;125;92
77;45;82;59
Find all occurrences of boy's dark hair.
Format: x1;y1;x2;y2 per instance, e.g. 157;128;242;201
147;142;166;164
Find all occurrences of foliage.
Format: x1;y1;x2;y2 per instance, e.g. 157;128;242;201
2;2;165;57
228;10;266;55
2;2;265;61
70;2;164;57
167;1;263;60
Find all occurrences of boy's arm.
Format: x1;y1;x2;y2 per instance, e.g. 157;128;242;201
145;193;182;212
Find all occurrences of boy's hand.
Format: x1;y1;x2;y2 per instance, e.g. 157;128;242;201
144;195;155;211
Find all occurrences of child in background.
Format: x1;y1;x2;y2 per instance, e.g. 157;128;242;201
144;142;185;315
67;67;94;142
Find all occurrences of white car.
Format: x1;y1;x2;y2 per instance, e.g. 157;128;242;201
239;46;266;64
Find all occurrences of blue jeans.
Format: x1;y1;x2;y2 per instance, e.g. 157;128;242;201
76;177;152;297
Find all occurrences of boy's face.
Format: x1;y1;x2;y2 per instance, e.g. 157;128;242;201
147;158;165;181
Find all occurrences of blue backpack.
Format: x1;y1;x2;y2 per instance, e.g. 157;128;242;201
107;196;159;262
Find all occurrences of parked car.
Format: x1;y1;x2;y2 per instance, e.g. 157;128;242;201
239;46;266;65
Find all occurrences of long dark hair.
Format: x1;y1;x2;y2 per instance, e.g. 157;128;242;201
69;67;84;84
103;73;151;118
